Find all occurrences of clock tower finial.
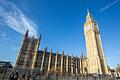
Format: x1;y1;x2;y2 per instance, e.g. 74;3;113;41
86;9;93;22
87;9;90;17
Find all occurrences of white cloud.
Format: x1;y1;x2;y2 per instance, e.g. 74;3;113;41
115;50;120;54
1;33;7;37
11;46;19;51
100;0;119;12
0;0;38;37
1;37;19;44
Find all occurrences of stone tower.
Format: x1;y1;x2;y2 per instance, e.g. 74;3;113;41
15;30;41;69
84;10;108;74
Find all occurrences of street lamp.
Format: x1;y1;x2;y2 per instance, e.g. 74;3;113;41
2;61;11;80
84;67;88;80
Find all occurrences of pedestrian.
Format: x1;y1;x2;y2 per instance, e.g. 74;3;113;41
26;72;31;80
9;72;14;80
14;74;18;80
21;73;26;80
32;72;37;80
76;76;79;80
14;71;19;80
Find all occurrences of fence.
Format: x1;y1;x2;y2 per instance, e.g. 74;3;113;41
0;67;118;80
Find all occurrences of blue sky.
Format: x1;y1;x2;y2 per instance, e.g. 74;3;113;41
0;0;120;68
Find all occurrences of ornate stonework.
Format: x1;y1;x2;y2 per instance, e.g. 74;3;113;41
84;10;108;74
15;10;108;76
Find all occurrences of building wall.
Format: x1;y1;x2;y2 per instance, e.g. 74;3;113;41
15;38;87;76
37;50;87;76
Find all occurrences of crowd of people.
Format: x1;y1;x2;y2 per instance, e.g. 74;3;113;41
9;71;37;80
7;71;113;80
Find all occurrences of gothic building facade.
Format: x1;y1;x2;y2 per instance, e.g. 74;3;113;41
15;11;108;76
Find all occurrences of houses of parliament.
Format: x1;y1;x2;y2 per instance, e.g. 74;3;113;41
15;10;109;76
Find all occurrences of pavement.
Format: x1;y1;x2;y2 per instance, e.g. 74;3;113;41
1;74;120;80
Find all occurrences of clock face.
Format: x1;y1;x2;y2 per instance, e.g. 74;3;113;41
86;26;90;31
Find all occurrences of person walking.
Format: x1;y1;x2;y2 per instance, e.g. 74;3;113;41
9;72;14;80
32;72;37;80
21;73;26;80
14;71;19;80
26;72;31;80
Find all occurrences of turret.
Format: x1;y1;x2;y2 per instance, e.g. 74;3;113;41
24;29;29;40
37;32;42;49
86;9;93;22
32;35;34;39
39;32;42;39
81;52;84;59
38;32;42;43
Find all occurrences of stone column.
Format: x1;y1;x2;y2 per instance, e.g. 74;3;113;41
76;56;78;75
80;56;82;74
71;54;74;75
31;34;41;71
81;56;84;77
47;49;52;76
40;47;47;72
54;50;58;76
66;53;68;74
31;37;40;69
61;51;64;76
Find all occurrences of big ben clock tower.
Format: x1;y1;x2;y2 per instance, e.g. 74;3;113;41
84;10;108;74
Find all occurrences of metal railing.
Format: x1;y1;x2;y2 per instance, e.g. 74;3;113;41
0;67;118;80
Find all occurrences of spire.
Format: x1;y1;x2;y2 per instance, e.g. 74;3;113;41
87;9;90;17
81;52;84;58
38;32;42;45
32;35;34;39
72;54;73;57
38;32;42;40
36;32;42;49
32;35;34;43
24;29;29;39
67;52;69;56
50;48;52;53
62;50;64;55
86;9;92;18
56;50;58;54
86;9;93;22
44;46;48;52
76;55;78;58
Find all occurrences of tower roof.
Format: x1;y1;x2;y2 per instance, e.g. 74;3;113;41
24;29;29;39
86;9;94;22
86;9;92;18
87;9;90;17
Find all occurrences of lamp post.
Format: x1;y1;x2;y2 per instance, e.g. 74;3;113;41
2;62;11;80
117;64;120;77
84;67;88;80
98;69;100;80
